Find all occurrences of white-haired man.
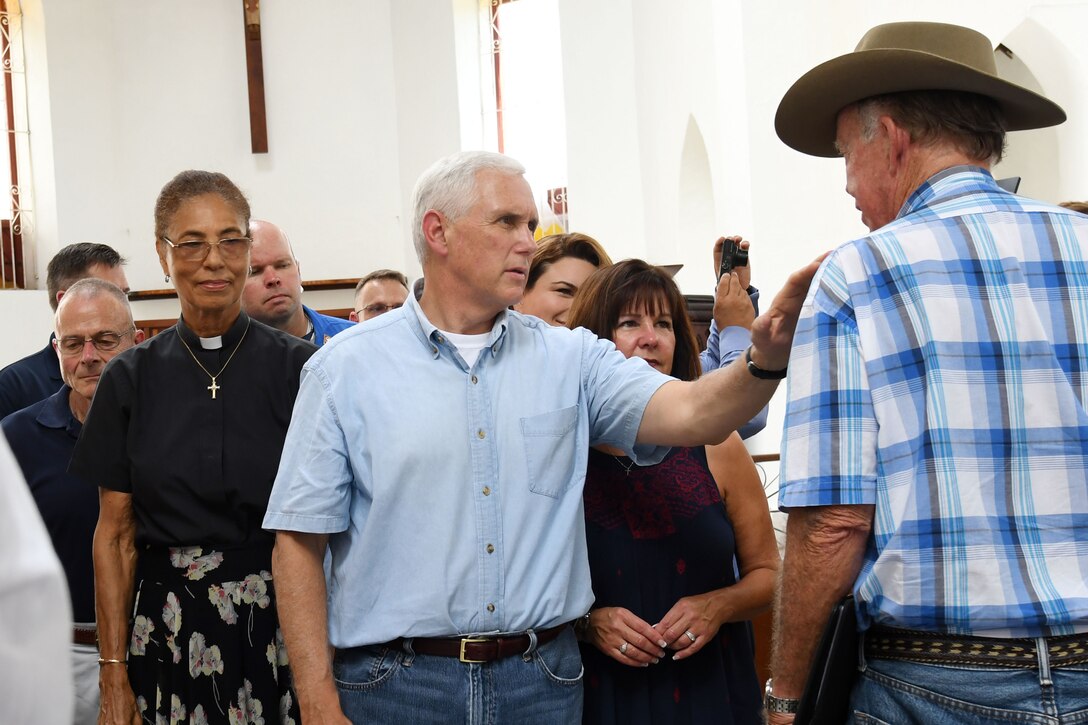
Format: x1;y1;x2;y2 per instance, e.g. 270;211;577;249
266;150;820;723
767;22;1086;723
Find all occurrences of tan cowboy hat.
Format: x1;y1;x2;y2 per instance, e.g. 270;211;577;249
775;21;1066;157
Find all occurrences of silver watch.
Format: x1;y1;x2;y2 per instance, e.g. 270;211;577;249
764;678;800;714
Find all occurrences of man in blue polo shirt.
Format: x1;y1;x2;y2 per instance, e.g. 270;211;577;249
242;219;352;345
1;278;143;723
0;242;129;419
265;150;821;723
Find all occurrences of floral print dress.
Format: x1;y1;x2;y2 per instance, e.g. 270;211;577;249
128;545;299;724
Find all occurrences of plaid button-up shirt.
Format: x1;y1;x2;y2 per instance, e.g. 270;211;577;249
780;166;1088;637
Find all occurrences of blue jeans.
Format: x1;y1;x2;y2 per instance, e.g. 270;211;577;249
333;627;584;724
850;641;1088;724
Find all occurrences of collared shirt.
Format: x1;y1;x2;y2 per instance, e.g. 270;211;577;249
780;166;1088;637
0;336;64;420
264;294;671;647
303;305;354;347
71;314;315;548
1;386;96;622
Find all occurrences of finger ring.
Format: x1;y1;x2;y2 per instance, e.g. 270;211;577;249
619;641;629;655
684;630;697;643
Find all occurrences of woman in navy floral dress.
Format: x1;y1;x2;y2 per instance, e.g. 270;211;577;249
567;260;780;724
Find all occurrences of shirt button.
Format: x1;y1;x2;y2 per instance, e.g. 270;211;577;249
430;346;438;354
482;486;491;496
477;429;486;439
486;544;495;554
471;375;478;384
436;334;444;343
486;603;495;613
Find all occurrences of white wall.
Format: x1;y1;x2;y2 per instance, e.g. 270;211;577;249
4;0;1088;458
553;0;1088;454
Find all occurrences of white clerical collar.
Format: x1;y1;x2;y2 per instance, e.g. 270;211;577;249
198;335;223;350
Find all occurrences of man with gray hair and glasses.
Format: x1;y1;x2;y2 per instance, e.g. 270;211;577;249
766;22;1088;723
264;150;821;723
0;242;129;419
1;278;143;723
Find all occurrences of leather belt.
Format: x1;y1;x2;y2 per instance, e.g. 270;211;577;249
866;625;1088;669
384;624;568;664
73;626;97;646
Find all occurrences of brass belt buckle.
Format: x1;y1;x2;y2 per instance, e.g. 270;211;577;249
459;637;490;664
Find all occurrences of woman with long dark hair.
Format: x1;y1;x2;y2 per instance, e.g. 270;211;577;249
567;259;778;724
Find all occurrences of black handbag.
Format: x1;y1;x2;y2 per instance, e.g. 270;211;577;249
794;595;859;725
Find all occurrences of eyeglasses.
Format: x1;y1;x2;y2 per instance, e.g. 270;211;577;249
162;236;252;262
56;328;136;356
357;302;404;317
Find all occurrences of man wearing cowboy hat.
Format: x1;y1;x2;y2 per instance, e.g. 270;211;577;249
767;21;1088;723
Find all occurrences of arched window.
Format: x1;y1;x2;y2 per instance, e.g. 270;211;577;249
482;0;569;238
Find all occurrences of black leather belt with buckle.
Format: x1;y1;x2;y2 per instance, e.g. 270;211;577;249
384;623;567;664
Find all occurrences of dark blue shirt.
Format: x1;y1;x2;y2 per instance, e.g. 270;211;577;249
1;386;97;622
0;336;64;420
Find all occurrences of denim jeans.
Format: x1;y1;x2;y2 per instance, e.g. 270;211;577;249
333;627;584;724
850;640;1088;724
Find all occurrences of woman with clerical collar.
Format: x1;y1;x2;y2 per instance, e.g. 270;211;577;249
72;170;315;724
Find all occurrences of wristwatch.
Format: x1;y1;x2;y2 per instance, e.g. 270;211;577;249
746;345;788;380
764;679;800;714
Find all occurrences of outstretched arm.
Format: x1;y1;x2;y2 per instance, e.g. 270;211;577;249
638;254;825;447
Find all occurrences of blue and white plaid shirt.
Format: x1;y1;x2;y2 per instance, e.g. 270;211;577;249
780;166;1088;637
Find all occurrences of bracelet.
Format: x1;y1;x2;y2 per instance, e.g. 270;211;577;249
745;345;788;380
97;658;127;666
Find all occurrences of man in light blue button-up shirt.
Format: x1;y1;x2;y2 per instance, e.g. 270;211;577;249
265;151;819;723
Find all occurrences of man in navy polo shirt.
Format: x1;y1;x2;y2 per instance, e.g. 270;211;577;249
1;278;143;723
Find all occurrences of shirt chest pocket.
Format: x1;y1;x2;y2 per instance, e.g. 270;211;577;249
520;405;579;498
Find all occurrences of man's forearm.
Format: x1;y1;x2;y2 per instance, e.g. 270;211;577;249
639;359;781;447
272;530;345;721
770;505;873;698
639;256;824;448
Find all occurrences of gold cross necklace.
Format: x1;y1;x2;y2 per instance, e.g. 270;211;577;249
611;455;636;476
176;320;251;399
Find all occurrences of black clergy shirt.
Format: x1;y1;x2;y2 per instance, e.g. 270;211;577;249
70;313;316;548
